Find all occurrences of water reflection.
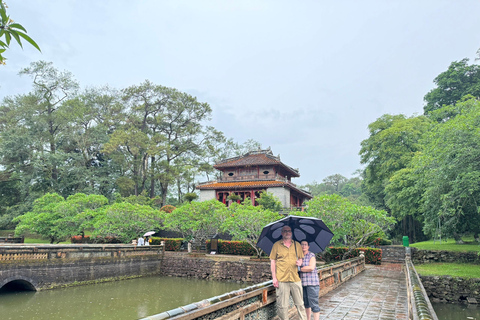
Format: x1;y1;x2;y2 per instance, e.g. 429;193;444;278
432;302;480;320
0;276;244;320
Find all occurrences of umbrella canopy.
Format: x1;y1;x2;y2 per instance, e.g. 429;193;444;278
143;231;155;237
256;215;334;254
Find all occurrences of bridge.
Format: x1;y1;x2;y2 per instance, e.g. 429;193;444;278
0;244;164;291
142;247;439;320
0;244;438;320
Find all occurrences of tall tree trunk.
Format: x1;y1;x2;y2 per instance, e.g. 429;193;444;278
150;156;155;198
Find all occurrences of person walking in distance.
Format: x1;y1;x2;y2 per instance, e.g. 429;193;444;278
270;225;307;320
300;241;320;320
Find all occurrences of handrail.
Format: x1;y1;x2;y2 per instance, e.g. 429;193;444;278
405;253;439;320
142;256;365;320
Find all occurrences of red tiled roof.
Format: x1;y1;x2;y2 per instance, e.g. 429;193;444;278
196;180;313;199
214;152;299;177
197;180;286;189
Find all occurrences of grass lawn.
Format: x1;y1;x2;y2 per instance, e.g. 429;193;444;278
415;263;480;279
410;237;480;252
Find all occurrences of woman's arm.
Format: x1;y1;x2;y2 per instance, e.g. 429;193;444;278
300;254;316;273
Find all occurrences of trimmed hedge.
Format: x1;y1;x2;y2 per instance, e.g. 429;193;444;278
324;247;382;265
70;235;122;244
206;239;257;256
150;237;183;251
373;237;392;246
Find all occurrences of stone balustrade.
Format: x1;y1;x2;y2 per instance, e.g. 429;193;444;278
142;255;366;320
405;256;439;320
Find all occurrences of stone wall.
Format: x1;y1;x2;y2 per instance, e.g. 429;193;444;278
160;253;272;283
411;248;480;305
419;275;480;304
412;248;480;264
0;244;164;290
379;245;405;263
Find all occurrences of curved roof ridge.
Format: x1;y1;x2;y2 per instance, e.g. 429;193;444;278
214;149;300;177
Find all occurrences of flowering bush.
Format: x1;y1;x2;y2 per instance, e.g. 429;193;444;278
159;205;176;213
206;240;258;256
324;247;382;265
70;235;121;244
150;237;183;251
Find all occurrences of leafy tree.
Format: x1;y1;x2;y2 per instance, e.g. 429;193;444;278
322;174;348;193
14;193;65;243
359;114;431;210
162;199;227;250
256;190;283;211
14;193;108;243
305;194;395;259
183;192;198;203
221;200;281;257
414;97;480;242
87;202;162;243
0;2;41;65
384;167;426;243
302;174;365;205
424;57;480;114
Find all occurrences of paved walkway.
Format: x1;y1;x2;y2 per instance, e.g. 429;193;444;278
317;263;408;320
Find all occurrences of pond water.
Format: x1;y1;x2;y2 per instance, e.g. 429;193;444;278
0;276;245;320
432;302;480;320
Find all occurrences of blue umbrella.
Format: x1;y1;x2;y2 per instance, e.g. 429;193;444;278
256;215;334;254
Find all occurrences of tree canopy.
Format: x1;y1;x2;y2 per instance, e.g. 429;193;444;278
221;200;281;257
0;61;262;228
424;58;480;114
304;194;395;258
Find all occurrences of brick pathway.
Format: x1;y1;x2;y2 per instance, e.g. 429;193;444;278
317;263;408;320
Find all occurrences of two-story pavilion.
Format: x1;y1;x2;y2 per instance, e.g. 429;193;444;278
196;149;312;209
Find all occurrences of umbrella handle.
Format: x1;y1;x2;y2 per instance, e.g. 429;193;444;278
294;241;301;272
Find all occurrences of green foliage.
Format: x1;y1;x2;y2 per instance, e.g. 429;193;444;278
150;237;183;251
359;114;431;210
405;98;480;239
162;199;227;250
221;201;281;257
302;174;364;204
324;247;382;265
226;193;241;201
256;190;283;211
0;2;41;65
183;192;198;203
424;57;480;114
206;239;258;256
304;194;395;259
88;202;162;243
14;193;109;243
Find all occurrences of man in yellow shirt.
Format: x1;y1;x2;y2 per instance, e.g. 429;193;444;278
270;225;307;320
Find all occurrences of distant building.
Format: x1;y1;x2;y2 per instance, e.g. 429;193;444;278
196;149;312;209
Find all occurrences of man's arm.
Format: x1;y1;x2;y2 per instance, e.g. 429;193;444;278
271;259;279;288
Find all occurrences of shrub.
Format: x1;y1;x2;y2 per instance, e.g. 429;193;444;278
150;237;183;251
373;237;392;246
70;235;121;244
160;205;176;213
206;239;258;256
324;247;382;265
71;235;90;243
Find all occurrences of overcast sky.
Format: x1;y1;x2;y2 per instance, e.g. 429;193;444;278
2;1;480;185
